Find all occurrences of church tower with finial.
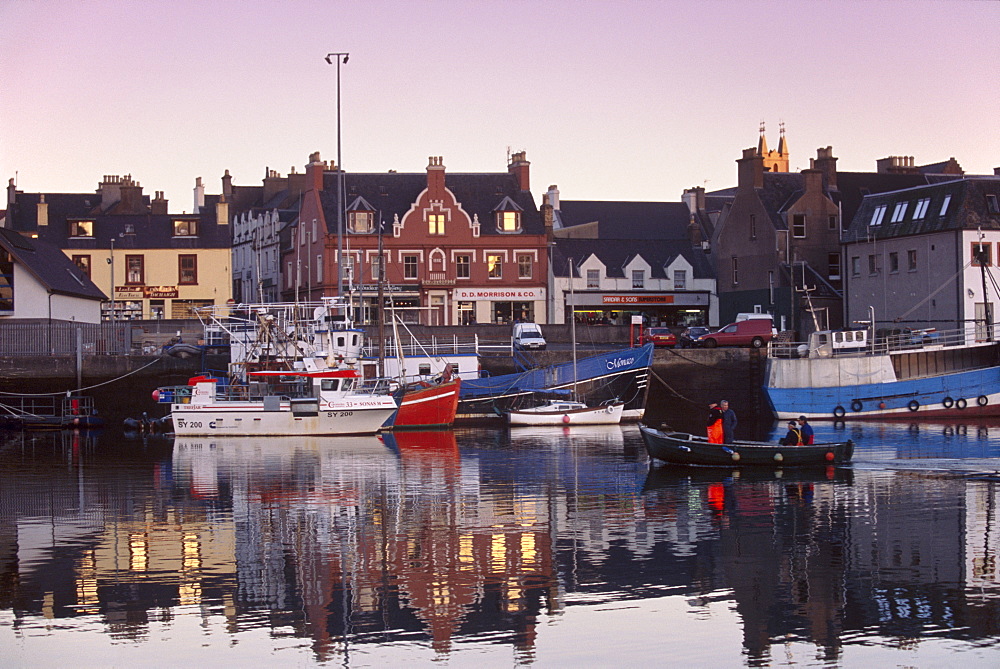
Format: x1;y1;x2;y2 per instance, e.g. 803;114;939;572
757;121;790;172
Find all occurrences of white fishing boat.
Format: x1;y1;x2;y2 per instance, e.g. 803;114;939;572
507;398;625;426
157;369;397;436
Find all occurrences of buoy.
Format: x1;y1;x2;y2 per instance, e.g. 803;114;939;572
826;451;835;461
731;452;740;462
774;452;784;462
152;389;160;401
879;402;886;409
562;414;570;424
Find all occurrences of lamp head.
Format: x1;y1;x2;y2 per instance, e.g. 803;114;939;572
342;54;349;64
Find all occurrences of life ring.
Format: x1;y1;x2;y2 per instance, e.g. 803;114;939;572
956;398;967;410
833;405;846;419
908;400;920;412
605;406;615;414
850;400;863;412
942;396;954;408
978;395;989;407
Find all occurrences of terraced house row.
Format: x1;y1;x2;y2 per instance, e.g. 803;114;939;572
2;130;999;337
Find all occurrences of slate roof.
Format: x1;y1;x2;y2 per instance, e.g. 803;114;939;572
557;200;694;240
5;191;231;250
318;170;542;235
0;227;106;300
843;177;1000;243
551;237;714;280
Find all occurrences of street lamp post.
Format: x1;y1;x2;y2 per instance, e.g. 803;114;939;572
325;51;349;297
107;237;115;324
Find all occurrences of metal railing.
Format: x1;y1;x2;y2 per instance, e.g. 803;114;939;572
0;321;133;356
768;324;997;359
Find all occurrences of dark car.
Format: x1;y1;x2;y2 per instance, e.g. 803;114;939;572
641;327;677;347
679;326;711;348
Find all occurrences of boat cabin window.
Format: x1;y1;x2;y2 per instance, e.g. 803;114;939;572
321;379;340;391
337;336;345;347
342;378;355;391
419;363;431;376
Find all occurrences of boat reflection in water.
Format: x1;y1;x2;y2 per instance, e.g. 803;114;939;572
5;422;1000;665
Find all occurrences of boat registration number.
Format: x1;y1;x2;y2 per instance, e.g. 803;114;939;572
327;411;354;418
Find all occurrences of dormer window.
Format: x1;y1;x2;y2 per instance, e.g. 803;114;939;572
173;219;198;236
69;220;94;237
498;211;520;232
349;211;374;233
493;196;523;233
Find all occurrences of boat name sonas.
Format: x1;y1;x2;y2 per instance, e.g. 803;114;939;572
606;356;636;370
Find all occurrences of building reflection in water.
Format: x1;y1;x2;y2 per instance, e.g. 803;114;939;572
2;422;1000;664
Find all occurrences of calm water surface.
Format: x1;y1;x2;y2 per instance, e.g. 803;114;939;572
3;421;1000;667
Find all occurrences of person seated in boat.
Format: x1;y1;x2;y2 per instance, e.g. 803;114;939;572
797;416;814;444
707;403;724;444
779;420;803;446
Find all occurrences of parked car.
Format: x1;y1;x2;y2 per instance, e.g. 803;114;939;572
641;327;677;347
697;318;774;348
679;326;711;348
513;322;546;350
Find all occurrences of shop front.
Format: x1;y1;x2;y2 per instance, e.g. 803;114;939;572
453;287;547;325
566;291;710;327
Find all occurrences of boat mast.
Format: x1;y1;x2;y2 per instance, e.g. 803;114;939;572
377;214;386;378
570;257;577;397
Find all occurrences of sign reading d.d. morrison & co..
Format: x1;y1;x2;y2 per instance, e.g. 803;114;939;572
453;288;545;300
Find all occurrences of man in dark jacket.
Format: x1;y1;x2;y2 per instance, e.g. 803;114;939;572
797;416;814;445
720;400;737;443
780;421;803;446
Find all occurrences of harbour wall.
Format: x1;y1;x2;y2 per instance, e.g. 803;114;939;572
0;347;769;429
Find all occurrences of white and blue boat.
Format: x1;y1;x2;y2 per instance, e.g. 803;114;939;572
765;326;1000;420
458;343;653;422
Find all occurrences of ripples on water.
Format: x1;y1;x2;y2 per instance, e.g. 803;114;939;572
3;421;1000;666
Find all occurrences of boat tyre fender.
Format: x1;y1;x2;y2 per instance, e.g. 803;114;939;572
908;399;920;412
956;398;967;410
850;400;863;413
978;395;989;407
942;396;954;408
833;405;846;419
605;405;615;414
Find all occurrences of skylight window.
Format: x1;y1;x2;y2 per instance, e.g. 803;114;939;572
940;194;951;216
912;198;930;220
890;202;908;223
869;204;887;226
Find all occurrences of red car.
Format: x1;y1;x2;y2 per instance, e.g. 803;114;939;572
641;327;677;347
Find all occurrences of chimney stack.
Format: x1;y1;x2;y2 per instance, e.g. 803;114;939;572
307;152;325;192
810;146;839;191
36;193;48;227
508;151;530;191
193;177;205;213
151;190;168;215
426;156;446;197
222;169;233;198
737;148;765;190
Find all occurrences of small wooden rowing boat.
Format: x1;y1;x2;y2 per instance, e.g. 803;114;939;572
639;425;854;466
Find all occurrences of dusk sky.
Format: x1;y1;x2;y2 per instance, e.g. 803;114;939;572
2;0;997;211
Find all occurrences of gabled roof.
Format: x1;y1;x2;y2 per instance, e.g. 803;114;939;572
0;228;106;300
5;191;231;249
551;237;714;280
318;170;542;236
843;177;1000;243
557;200;693;240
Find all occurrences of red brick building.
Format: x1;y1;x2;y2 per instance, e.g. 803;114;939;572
288;152;550;325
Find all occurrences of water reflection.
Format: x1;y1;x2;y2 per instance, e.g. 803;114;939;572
2;423;1000;665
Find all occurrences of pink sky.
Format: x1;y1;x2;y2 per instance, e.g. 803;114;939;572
2;0;997;211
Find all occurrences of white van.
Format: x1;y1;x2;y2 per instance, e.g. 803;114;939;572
513;322;546;350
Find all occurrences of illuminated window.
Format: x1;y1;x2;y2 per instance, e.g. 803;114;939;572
428;213;445;235
72;255;91;279
69;220;93;237
350;211;374;233
487;254;502;279
498;211;520;232
173;219;198;236
178;255;197;284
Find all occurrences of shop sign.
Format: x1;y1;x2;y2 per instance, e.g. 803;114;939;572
422;279;456;286
602;295;675;304
454;287;545;300
115;286;180;299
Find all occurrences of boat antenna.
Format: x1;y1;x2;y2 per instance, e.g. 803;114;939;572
569;257;577;398
377;212;386;378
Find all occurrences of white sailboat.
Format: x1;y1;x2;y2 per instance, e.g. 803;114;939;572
507;257;625;426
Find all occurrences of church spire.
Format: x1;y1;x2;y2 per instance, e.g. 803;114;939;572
757;120;769;156
777;120;788;157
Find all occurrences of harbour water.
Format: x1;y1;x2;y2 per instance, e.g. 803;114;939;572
3;420;1000;667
